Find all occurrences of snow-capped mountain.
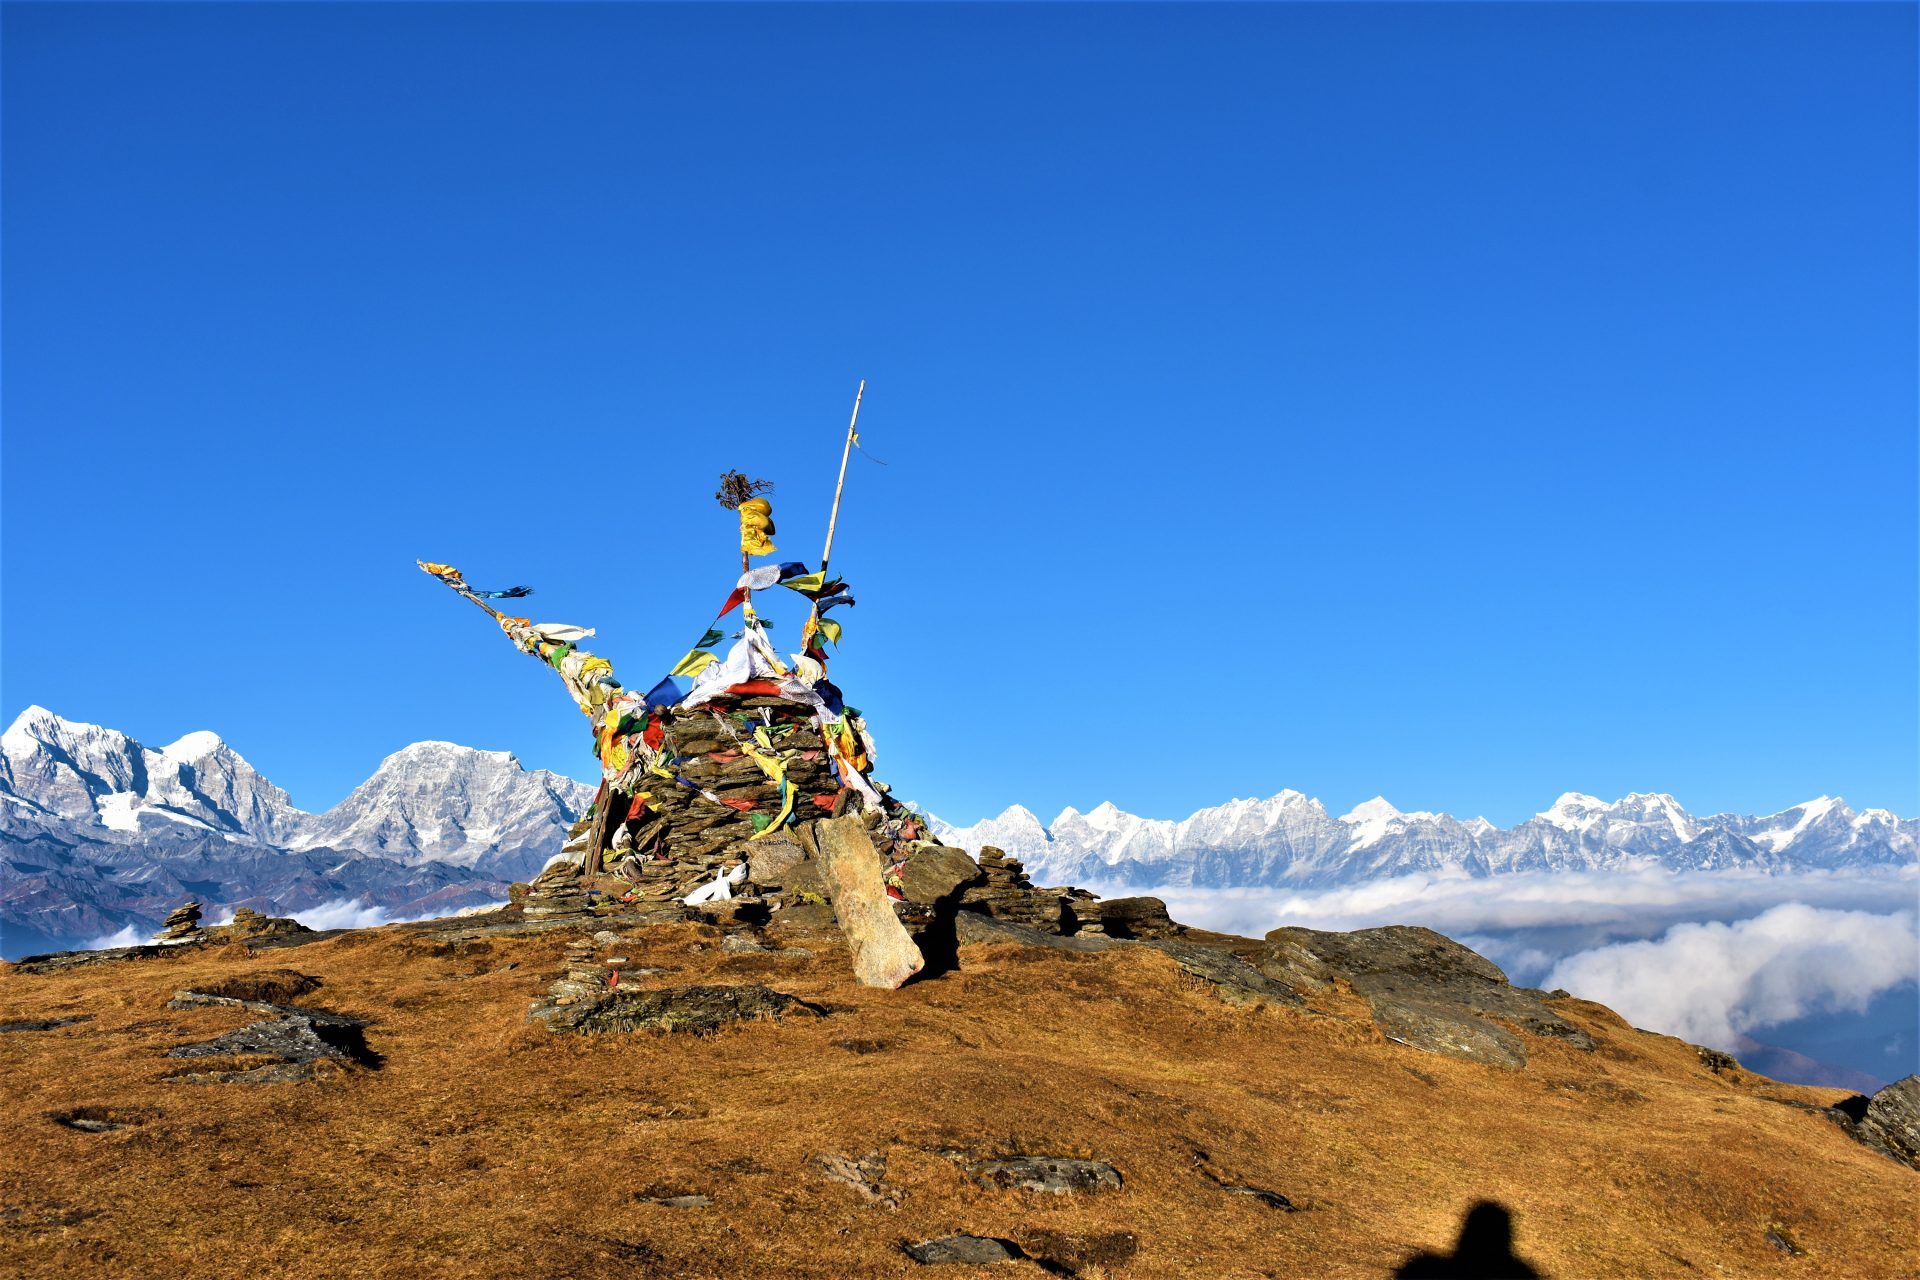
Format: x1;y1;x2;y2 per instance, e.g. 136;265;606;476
1;706;306;843
0;708;592;873
935;790;1917;888
1;708;595;954
290;741;593;875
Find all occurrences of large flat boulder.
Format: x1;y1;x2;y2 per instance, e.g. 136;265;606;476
1258;925;1591;1067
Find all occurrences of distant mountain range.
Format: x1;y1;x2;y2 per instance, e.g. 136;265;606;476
1;707;592;955
5;705;1914;956
934;790;1917;888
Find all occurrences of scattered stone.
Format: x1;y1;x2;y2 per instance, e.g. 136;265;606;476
531;984;824;1035
1696;1046;1741;1075
1021;1229;1140;1269
1764;1228;1805;1256
48;1106;149;1133
635;1192;712;1209
153;901;203;943
0;1015;93;1034
1219;1183;1297;1211
810;1150;904;1209
903;1236;1022;1265
1372;997;1527;1071
964;1156;1122;1194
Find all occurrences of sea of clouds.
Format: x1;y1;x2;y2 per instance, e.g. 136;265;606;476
1097;868;1919;1084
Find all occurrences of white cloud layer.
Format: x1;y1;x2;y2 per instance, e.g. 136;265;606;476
1544;904;1919;1048
1087;868;1920;1051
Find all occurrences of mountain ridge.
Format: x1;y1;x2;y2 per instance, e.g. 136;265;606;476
934;787;1917;888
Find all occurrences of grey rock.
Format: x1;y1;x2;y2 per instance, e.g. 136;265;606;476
1145;939;1303;1007
955;912;1115;952
1219;1183;1297;1211
0;1015;93;1033
167;1011;374;1070
965;1156;1122;1194
1838;1074;1920;1170
1085;895;1182;940
903;1236;1020;1265
1370;997;1527;1070
1259;925;1592;1066
636;1193;712;1209
895;844;984;906
533;984;824;1035
810;1150;904;1209
1021;1229;1140;1269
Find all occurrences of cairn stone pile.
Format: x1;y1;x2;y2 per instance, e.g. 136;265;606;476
153;901;203;943
959;846;1072;932
523;860;592;919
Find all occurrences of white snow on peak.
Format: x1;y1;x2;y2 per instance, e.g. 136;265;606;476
161;730;225;764
4;704;73;754
1753;796;1841;852
95;791;144;832
1339;797;1408;849
1538;792;1609;832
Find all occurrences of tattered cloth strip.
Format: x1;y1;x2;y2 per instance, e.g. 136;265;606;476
417;557;892;847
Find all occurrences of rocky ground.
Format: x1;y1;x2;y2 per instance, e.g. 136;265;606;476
2;896;1915;1279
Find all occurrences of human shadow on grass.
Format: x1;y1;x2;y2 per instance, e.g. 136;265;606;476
1393;1201;1543;1279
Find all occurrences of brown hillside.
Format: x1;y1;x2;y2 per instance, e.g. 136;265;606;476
2;914;1914;1279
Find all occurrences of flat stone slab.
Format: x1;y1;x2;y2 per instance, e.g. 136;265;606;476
532;984;824;1035
904;1236;1021;1265
0;1015;93;1033
964;1156;1122;1194
810;814;924;989
955;912;1115;952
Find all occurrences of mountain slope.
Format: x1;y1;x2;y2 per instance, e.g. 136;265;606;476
1;909;1914;1279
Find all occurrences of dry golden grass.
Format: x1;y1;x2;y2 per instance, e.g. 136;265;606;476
2;919;1915;1279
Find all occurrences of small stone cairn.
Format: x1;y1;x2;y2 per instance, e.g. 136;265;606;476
153;901;204;943
959;847;1073;932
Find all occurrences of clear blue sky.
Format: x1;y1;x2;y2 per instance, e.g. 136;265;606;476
4;3;1914;827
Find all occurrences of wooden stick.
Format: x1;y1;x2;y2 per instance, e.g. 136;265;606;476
806;380;865;646
819;380;866;580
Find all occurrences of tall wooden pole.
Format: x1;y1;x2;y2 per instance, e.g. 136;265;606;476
819;379;865;580
808;380;865;644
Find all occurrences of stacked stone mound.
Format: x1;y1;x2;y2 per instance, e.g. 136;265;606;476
153;901;203;943
523;860;592;918
219;908;310;940
585;691;919;906
958;846;1072;932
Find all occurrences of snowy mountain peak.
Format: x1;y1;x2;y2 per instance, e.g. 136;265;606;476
161;730;226;764
1539;792;1610;831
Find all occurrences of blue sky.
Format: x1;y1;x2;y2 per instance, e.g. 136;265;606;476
4;2;1914;827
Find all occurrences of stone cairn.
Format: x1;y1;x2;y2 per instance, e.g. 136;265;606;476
153;901;204;943
586;690;852;906
522;859;593;919
959;846;1075;932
